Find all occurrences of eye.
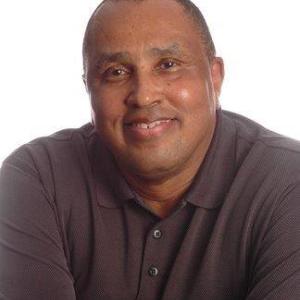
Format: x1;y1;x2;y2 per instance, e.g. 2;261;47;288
158;59;180;72
161;60;176;69
103;66;130;82
110;68;127;76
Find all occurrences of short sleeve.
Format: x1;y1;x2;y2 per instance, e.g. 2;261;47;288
0;149;76;300
246;183;300;299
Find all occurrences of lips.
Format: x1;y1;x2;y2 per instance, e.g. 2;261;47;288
128;119;173;129
124;117;177;140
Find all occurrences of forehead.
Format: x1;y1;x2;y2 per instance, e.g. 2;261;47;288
86;0;203;57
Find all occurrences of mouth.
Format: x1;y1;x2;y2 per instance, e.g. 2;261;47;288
124;118;177;140
128;119;173;129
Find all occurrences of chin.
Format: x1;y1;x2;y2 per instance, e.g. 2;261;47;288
118;151;183;182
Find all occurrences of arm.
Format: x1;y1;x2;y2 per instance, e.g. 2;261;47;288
0;150;76;300
246;183;300;300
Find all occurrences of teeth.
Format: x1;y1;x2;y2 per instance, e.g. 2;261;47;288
148;120;165;129
134;119;171;129
136;123;149;129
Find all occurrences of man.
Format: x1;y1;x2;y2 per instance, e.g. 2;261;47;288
1;0;300;299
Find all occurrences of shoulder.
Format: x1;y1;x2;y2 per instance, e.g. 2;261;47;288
223;110;300;184
1;123;97;200
2;123;95;167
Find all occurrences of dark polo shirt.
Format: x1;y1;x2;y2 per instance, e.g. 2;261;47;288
1;109;300;300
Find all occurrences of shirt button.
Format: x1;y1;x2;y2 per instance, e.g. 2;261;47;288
153;229;162;239
148;266;159;277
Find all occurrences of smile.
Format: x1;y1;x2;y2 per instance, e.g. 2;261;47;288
132;119;172;129
125;118;177;140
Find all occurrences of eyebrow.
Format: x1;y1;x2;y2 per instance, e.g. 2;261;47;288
96;52;131;67
96;43;183;67
147;43;182;57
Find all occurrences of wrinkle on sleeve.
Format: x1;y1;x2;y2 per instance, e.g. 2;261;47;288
0;149;76;300
246;183;300;300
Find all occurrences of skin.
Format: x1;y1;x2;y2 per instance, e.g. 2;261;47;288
84;0;224;218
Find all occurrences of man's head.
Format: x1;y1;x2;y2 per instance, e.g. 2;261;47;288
83;0;216;72
82;0;224;182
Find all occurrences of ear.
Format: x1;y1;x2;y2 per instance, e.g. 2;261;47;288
82;74;88;93
211;57;224;99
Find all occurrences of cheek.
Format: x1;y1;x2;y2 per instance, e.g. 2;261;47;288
178;89;190;101
91;86;125;115
91;95;124;133
170;82;212;113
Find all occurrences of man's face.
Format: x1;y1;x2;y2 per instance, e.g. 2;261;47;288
85;0;224;180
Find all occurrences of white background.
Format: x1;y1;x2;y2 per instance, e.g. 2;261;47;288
0;0;299;165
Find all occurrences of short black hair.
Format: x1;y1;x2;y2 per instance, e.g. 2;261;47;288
82;0;216;73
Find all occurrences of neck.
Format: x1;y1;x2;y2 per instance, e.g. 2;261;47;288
124;171;196;218
118;117;217;218
119;147;207;218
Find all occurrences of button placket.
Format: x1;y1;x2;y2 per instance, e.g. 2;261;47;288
136;222;166;299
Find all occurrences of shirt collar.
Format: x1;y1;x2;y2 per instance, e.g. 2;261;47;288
89;133;135;208
90;108;237;209
185;108;237;209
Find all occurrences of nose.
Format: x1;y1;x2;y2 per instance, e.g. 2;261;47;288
125;72;163;108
